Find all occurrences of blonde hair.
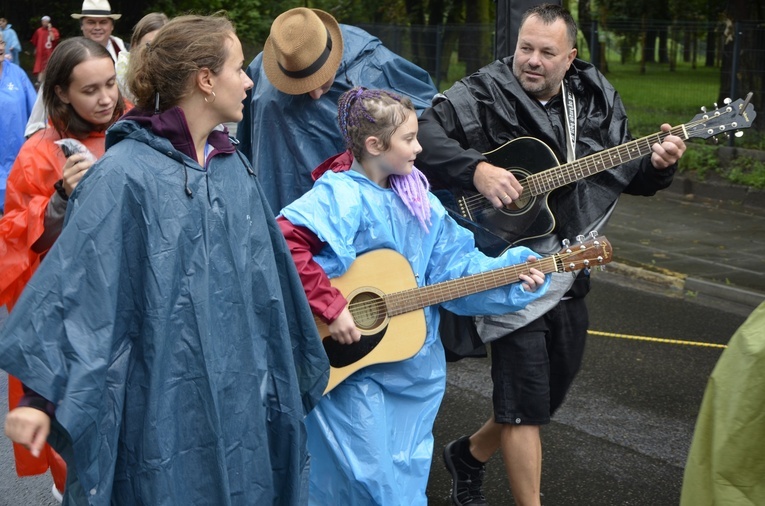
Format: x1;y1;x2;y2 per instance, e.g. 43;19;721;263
130;12;168;49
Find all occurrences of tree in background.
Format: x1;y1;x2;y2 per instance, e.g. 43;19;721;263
718;0;763;130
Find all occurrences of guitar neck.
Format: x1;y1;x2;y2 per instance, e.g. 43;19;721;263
383;256;562;316
526;124;687;196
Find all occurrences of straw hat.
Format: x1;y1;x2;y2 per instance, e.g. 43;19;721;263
71;0;122;20
262;8;343;95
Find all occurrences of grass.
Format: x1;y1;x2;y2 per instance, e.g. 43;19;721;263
605;62;721;137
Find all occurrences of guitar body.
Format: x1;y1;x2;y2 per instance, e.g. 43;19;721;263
318;249;427;393
442;137;561;249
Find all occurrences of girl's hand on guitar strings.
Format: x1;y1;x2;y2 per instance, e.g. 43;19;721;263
328;307;362;344
518;256;545;292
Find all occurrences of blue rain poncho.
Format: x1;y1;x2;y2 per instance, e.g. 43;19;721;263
0;59;37;210
0;116;329;505
280;169;550;505
237;24;438;212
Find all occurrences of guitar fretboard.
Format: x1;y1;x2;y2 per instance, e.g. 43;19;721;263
525;126;686;196
383;256;561;316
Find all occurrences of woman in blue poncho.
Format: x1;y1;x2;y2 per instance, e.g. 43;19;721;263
2;14;328;505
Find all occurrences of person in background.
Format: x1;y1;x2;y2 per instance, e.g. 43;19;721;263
72;0;125;61
115;12;169;102
0;17;22;64
25;0;127;138
0;36;126;503
30;15;59;86
416;4;686;505
277;86;549;504
0;30;36;214
237;7;437;213
1;14;328;505
680;301;765;506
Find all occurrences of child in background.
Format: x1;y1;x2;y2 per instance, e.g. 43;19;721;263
114;12;168;103
277;86;550;505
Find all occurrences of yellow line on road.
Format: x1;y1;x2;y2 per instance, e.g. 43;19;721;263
588;329;727;349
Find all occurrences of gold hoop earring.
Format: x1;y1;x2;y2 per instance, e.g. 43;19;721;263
204;91;216;104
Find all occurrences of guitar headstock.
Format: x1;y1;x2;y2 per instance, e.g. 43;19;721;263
557;233;612;272
686;93;756;141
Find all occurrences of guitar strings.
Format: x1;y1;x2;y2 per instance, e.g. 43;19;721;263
342;246;600;321
457;119;705;216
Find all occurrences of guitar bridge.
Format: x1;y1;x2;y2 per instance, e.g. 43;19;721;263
458;196;473;221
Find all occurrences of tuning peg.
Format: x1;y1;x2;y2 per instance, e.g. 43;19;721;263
589;230;599;238
561;238;570;247
724;97;732;105
700;106;707;113
575;234;585;243
713;102;718;109
735;130;744;138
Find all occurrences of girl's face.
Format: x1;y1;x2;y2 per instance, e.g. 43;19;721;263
377;110;422;178
55;56;119;126
210;33;254;125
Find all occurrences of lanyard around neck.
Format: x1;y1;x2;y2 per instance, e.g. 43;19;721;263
560;80;577;162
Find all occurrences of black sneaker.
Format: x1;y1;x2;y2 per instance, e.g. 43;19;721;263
443;436;488;506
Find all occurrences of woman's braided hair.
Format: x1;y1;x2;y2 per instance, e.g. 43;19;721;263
337;86;431;231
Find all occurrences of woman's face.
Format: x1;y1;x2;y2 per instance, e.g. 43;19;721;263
56;56;119;126
210;33;253;124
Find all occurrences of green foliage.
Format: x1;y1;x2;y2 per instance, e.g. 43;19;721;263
723;156;765;189
153;0;270;41
676;144;765;190
679;144;717;179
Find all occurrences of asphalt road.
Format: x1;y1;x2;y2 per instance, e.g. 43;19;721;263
0;271;751;505
426;271;750;506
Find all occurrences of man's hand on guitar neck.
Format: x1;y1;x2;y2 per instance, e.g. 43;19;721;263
474;160;524;208
651;123;687;169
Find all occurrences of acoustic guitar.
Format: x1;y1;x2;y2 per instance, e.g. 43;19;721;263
441;94;756;247
319;234;612;393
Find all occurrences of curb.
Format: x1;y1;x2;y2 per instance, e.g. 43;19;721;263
683;277;765;310
605;262;685;292
606;261;765;311
666;175;765;212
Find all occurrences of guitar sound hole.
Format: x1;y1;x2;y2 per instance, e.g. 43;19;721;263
498;193;532;214
323;291;388;369
349;292;385;331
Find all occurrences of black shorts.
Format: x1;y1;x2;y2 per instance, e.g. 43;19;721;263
489;272;590;425
490;316;551;425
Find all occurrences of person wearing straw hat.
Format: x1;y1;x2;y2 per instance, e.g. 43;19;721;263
71;0;125;62
237;7;438;213
25;0;127;138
